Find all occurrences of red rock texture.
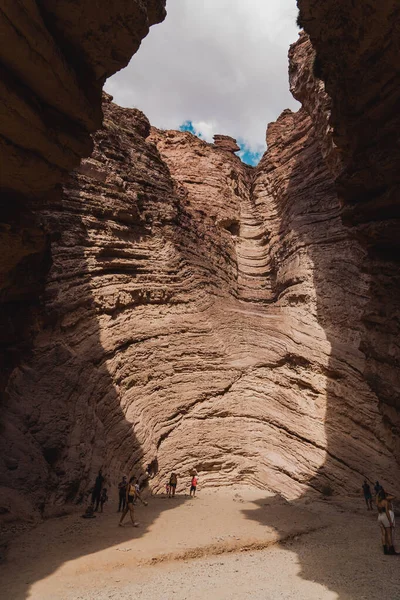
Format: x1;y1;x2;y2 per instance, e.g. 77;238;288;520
213;135;241;154
1;4;400;519
2;80;400;517
0;0;167;436
0;0;166;198
297;0;400;458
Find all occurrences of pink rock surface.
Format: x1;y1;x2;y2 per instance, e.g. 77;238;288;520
1;9;400;520
2;76;399;516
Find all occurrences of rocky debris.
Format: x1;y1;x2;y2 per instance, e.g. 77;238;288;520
213;135;241;154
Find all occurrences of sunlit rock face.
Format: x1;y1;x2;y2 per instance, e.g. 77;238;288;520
3;27;400;516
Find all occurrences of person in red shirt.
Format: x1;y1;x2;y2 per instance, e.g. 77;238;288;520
190;474;198;497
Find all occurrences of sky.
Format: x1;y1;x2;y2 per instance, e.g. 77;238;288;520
105;0;300;165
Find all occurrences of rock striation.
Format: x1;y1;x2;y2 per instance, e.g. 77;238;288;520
213;135;241;154
0;0;166;198
297;1;400;450
1;3;400;520
0;0;167;439
2;28;400;516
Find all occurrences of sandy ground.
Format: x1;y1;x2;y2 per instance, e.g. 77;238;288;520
1;486;399;599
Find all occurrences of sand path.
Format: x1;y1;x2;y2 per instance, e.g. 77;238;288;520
1;487;398;599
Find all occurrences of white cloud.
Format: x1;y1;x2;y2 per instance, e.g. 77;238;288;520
105;0;300;155
191;121;215;142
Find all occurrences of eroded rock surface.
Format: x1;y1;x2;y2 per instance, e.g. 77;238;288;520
0;0;166;198
0;0;167;443
3;67;400;515
296;3;400;462
1;5;400;519
297;1;400;445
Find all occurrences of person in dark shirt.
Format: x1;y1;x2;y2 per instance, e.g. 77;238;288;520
374;481;383;496
118;476;127;512
362;480;373;510
169;472;178;498
91;469;104;512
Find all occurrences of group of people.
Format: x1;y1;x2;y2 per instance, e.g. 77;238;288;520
362;480;397;555
84;466;199;526
165;472;198;498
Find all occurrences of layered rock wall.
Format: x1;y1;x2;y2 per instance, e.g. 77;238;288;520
3;70;400;515
1;2;400;517
0;0;167;423
297;0;400;459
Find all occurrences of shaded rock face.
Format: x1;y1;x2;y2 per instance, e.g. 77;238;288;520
0;0;167;423
297;1;400;442
0;0;166;198
3;32;400;512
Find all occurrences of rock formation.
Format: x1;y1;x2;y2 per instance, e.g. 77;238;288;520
1;2;400;521
0;0;167;424
3;32;400;517
297;1;400;457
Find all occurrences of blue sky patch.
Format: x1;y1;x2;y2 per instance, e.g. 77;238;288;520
180;120;200;137
179;121;263;166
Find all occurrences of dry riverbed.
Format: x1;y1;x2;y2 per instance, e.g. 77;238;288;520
1;487;398;599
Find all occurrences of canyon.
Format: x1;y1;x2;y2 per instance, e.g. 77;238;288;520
1;0;400;529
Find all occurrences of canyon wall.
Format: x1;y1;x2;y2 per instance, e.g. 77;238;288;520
3;33;400;518
0;0;166;404
1;1;400;520
297;0;400;461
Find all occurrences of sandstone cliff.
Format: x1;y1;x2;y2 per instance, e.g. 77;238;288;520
0;0;167;433
1;2;400;521
297;0;400;458
2;34;400;517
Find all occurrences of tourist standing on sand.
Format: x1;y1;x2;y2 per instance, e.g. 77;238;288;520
377;488;397;555
362;480;373;510
91;469;104;512
169;472;178;498
118;475;127;512
190;474;198;497
374;481;383;496
119;476;148;527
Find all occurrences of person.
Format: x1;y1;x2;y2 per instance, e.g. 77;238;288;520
131;477;148;506
138;464;154;490
169;472;178;498
91;469;105;511
165;481;170;496
376;488;397;555
118;476;127;512
374;481;383;496
190;474;198;497
362;480;373;510
118;476;148;527
100;488;108;513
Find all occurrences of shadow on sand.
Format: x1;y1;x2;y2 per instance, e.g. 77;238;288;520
2;495;190;599
241;494;400;600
